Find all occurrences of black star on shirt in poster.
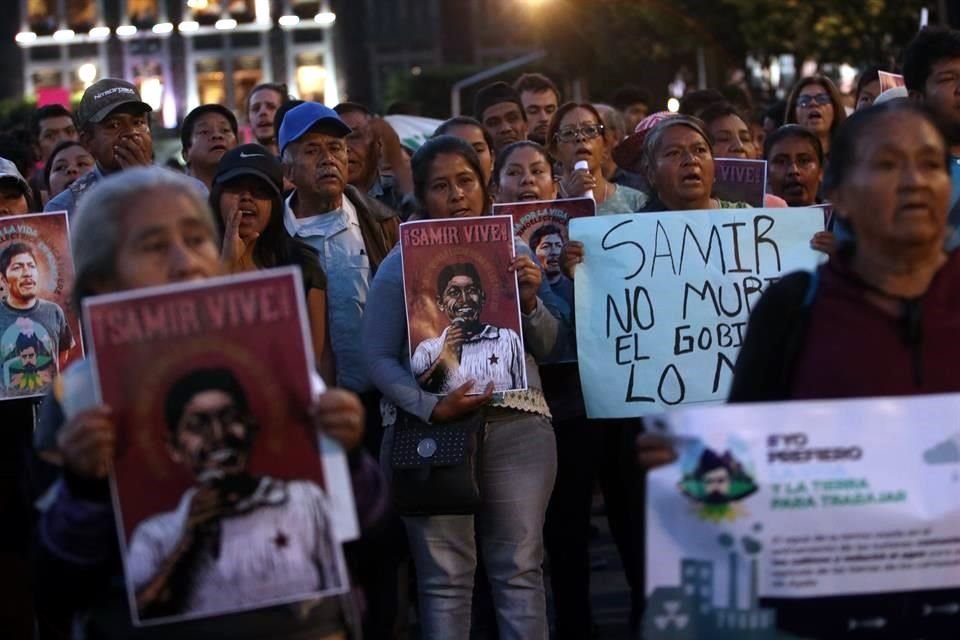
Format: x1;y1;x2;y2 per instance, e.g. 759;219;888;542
488;354;499;365
272;530;289;549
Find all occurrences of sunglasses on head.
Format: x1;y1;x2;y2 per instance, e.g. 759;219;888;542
796;93;832;109
555;123;605;143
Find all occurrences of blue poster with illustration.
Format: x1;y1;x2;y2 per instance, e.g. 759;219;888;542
644;395;960;638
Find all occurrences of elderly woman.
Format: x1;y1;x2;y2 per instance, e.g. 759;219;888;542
364;135;560;639
638;115;752;211
639;101;960;639
784;75;847;158
33;167;384;640
547;102;648;213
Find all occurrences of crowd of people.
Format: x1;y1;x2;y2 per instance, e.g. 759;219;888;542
2;23;960;640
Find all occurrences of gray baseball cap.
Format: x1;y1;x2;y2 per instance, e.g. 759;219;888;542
76;78;152;129
0;157;30;195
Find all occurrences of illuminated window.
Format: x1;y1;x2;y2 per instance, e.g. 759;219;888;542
132;61;167;124
233;56;263;115
226;0;255;22
128;0;158;27
31;69;64;90
296;52;325;103
27;0;58;36
196;58;226;105
66;0;97;32
188;0;222;25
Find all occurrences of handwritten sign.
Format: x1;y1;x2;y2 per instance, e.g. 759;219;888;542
643;394;960;638
713;159;767;207
570;209;821;418
878;70;905;92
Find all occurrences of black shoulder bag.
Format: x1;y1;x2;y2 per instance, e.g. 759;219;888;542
389;409;485;516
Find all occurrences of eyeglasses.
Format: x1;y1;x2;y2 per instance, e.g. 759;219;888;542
796;94;832;109
554;124;605;143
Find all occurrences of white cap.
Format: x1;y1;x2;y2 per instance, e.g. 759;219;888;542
873;86;909;106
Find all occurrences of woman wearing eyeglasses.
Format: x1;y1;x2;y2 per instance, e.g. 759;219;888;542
547;102;648;214
784;75;848;159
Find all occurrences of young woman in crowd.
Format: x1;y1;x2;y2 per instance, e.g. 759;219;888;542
854;66;882;111
493;140;559;204
638;101;960;639
43;140;95;201
434;116;496;187
209;143;335;384
697;101;788;207
32;167;384;640
363;135;560;639
784;75;847;159
548;102;648;213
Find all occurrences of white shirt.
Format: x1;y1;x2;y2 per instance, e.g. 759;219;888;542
411;324;527;395
126;477;346;619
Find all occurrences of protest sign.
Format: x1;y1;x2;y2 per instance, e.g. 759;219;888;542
712;159;767;207
811;203;834;230
84;268;351;626
878;70;906;91
400;215;527;395
494;197;594;361
570;208;821;418
643;394;960;639
0;211;82;400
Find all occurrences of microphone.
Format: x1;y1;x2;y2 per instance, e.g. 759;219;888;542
574;160;594;200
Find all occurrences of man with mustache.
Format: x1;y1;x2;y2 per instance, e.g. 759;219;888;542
412;262;525;394
513;73;560;146
0;242;73;394
128;368;343;620
181;104;239;191
280;102;399;440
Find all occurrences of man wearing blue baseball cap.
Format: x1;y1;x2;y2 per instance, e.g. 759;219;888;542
279;102;399;436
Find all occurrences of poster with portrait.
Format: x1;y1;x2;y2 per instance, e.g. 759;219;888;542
713;158;767;207
400;215;527;395
494;196;595;307
83;268;351;626
878;70;906;92
0;211;83;401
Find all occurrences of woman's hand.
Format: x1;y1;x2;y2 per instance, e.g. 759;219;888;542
220;208;258;272
810;231;836;255
311;389;365;452
430;381;494;423
561;240;584;280
561;166;598;198
510;255;542;314
57;405;116;478
635;432;678;471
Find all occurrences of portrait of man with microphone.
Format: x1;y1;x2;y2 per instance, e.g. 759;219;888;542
410;262;526;395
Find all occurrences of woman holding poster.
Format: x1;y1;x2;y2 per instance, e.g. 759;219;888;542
364;135;561;639
640;102;960;638
33;168;385;639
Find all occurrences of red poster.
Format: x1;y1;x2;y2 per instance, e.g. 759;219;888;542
0;211;83;400
83;268;348;625
400;215;527;395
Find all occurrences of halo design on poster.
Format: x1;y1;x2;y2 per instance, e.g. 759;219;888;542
0;211;82;400
83;268;350;626
400;215;527;395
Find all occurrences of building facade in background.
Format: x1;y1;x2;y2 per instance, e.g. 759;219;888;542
15;0;340;130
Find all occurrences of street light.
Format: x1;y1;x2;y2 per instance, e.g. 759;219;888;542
89;26;111;39
53;29;75;42
215;18;238;30
15;31;37;44
179;21;200;33
116;25;138;38
278;15;300;27
152;22;174;35
78;63;97;84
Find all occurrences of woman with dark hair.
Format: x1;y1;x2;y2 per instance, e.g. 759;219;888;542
493;140;558;203
548;102;648;213
363;134;561;639
638;101;960;639
44;140;94;200
210;143;335;384
784;75;848;158
854;66;882;111
434;116;496;186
